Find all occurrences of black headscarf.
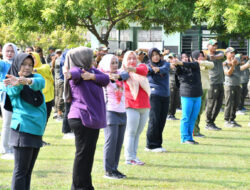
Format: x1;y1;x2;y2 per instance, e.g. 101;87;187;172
148;48;164;67
8;53;34;77
4;53;43;111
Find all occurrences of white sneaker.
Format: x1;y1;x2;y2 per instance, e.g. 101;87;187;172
236;110;245;115
144;147;166;153
63;133;75;139
151;147;167;153
1;153;14;160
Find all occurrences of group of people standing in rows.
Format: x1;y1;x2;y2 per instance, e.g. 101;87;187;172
0;39;249;190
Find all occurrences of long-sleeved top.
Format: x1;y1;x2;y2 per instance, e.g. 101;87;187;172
199;60;214;90
147;61;170;97
104;71;125;113
0;60;11;103
5;73;47;136
34;58;54;102
120;64;150;109
68;67;110;129
176;62;203;97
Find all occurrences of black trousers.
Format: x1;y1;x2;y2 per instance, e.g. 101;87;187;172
146;94;169;149
62;102;72;133
168;82;179;116
46;100;54;123
69;119;99;190
206;84;224;125
224;86;241;121
238;83;248;110
12;147;40;190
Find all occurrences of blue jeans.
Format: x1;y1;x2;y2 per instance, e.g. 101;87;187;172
180;97;201;143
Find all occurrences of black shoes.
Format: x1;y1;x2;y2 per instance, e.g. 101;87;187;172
182;140;199;145
104;170;126;179
205;124;222;131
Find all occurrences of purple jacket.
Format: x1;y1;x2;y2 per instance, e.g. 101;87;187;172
68;67;110;129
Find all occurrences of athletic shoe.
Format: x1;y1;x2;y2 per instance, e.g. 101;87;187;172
126;159;145;165
145;147;167;153
167;115;179;120
236;110;245;115
56;115;63;122
134;158;145;165
193;133;205;138
205;124;221;131
114;170;126;178
1;153;14;160
241;107;247;111
230;121;242;127
182;140;199;145
125;160;137;165
63;132;75;139
104;171;122;179
225;121;234;128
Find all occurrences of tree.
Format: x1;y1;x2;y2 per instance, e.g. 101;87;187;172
0;25;89;52
194;0;250;40
0;0;196;47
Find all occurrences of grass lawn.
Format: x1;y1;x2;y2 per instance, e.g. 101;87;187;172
1;108;250;190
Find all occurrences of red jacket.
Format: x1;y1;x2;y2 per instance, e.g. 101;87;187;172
124;64;150;109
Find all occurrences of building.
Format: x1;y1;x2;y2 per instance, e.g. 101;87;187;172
91;25;249;56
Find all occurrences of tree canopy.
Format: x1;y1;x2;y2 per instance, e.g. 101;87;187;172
0;0;249;47
0;0;196;46
194;0;250;40
0;25;89;52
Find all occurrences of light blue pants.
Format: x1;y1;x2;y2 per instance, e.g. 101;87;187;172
180;97;201;143
124;108;149;161
0;102;13;154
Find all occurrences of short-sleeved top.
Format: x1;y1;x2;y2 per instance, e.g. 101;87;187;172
240;61;249;84
208;51;225;85
223;62;241;86
55;57;63;81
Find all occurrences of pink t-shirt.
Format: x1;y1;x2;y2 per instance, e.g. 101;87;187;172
104;80;125;113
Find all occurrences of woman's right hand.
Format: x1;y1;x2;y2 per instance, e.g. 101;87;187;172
4;75;20;86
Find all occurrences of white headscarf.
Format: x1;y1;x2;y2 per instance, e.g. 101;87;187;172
98;54;118;73
2;43;18;63
122;51;150;100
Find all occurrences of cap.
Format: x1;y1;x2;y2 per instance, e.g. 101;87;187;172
225;47;235;54
168;53;176;58
208;39;218;46
97;44;109;51
55;49;62;54
235;53;241;59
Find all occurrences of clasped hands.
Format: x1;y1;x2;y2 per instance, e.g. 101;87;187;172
4;72;31;87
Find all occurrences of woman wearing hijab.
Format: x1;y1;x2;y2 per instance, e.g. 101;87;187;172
145;48;171;153
0;43;18;160
173;53;203;144
122;51;150;165
3;53;47;190
98;54;127;179
64;47;109;190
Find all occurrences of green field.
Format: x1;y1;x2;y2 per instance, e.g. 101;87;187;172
1;109;250;190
